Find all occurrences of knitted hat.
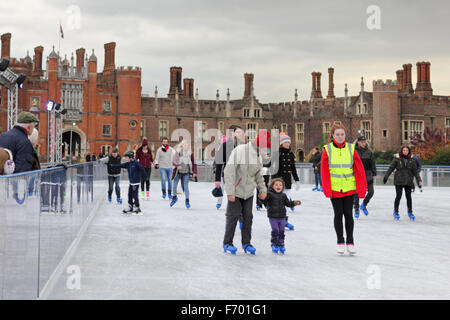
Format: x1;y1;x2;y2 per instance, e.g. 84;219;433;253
253;130;271;149
142;139;148;146
279;132;291;145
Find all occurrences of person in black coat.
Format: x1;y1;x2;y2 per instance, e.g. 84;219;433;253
0;112;39;174
262;178;301;254
310;147;322;191
383;145;422;220
353;136;377;217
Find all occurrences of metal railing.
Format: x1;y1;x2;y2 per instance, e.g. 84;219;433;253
0;162;108;299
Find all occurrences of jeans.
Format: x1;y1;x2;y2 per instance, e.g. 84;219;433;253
354;181;374;209
173;173;190;199
314;172;322;188
128;184;140;208
160;168;173;195
108;175;121;198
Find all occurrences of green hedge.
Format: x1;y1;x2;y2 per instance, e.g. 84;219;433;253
429;148;450;165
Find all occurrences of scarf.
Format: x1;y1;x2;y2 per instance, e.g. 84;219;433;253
161;144;169;152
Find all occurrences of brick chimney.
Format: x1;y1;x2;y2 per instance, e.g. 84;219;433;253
415;61;432;96
183;78;194;98
244;73;254;98
316;72;323;98
169;66;182;98
327;68;335;99
33;46;44;76
396;70;403;91
76;48;85;72
311;72;317;96
103;42;116;73
1;33;11;59
402;63;414;94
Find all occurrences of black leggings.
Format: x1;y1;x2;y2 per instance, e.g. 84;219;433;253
394;185;412;212
331;195;354;244
141;168;151;191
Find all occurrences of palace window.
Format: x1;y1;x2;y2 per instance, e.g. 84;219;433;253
295;123;304;143
281;123;288;134
101;145;111;155
323;122;331;136
159;120;169;140
102;124;112;137
103;100;112;112
361;120;371;142
218;121;224;136
402;120;424;142
61;82;83;121
254;108;261;118
243;108;250;118
247;122;258;141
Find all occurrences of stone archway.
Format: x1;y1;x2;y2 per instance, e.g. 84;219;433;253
62;124;87;160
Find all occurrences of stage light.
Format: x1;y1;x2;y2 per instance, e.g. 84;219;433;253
47;100;55;111
54;103;61;111
16;74;26;89
0;58;9;72
60;109;67;115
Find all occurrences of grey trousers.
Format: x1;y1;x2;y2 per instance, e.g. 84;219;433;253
223;196;254;246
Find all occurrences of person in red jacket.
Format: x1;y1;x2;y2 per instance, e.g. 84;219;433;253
136;139;154;200
320;124;367;255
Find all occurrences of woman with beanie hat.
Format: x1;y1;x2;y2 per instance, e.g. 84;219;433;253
136;139;154;200
271;132;300;230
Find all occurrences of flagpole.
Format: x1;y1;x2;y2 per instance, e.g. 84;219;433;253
58;20;61;57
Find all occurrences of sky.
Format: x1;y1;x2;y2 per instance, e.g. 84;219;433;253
1;0;449;102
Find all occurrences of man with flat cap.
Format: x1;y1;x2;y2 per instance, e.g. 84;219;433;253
0;111;39;173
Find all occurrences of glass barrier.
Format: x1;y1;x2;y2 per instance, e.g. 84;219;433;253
0;162;108;299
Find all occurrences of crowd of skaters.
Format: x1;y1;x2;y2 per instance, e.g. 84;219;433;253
0;112;425;255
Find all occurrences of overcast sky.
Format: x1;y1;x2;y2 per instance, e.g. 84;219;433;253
1;0;449;102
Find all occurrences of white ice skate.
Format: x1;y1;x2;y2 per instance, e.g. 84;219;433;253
337;243;345;255
346;244;357;255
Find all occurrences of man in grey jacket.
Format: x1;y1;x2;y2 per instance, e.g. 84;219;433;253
154;137;176;199
222;130;269;255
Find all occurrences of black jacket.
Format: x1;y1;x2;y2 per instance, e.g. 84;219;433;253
384;154;421;187
107;154;122;176
0;125;35;173
311;152;321;173
271;147;299;189
263;188;297;219
112;159;147;184
355;145;377;183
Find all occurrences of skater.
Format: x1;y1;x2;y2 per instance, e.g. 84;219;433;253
136;139;154;200
99;148;122;204
383;145;422;220
111;150;148;214
214;125;245;209
311;147;322;191
222;130;269;255
154;137;176;199
353;136;377;218
321;124;367;255
169;140;197;209
262;178;301;254
271;132;300;230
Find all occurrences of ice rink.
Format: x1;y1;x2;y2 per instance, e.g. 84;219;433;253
45;182;450;300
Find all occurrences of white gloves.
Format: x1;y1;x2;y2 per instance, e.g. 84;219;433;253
295;181;301;191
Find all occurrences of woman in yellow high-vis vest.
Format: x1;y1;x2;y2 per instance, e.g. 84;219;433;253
320;124;367;255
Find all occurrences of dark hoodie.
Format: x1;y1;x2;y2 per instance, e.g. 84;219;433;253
263;188;297;219
384;150;421;187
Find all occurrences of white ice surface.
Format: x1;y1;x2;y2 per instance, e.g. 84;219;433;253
46;182;450;300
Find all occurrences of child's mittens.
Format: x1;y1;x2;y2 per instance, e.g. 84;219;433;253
295;181;301;191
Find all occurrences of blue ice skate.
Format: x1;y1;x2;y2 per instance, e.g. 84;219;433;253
216;203;221;210
290;207;295;212
223;244;237;255
408;211;415;221
354;208;360;219
185;199;191;209
108;196;112;203
256;205;261;211
117;197;122;204
162;192;166;199
312;186;318;191
285;222;294;230
360;203;369;216
243;244;256;255
393;210;400;220
170;196;178;207
271;245;279;254
319;187;323;192
279;245;286;254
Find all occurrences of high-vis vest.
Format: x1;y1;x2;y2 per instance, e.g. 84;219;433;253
325;142;356;193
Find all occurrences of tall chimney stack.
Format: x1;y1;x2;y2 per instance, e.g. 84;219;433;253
76;48;85;72
327;67;335;99
33;46;44;76
169;66;183;98
316;72;323;99
402;64;414;94
183;78;194;98
1;33;11;59
415;61;433;96
311;72;317;97
396;70;404;91
244;73;254;98
103;42;116;73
